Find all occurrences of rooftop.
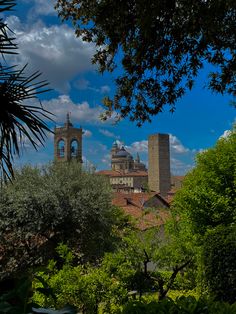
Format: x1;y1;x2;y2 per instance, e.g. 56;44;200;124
112;192;170;231
97;170;148;177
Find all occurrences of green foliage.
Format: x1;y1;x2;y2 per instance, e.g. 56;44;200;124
32;225;198;312
172;127;236;301
173;129;236;235
33;254;128;314
0;162;124;277
0;275;77;314
56;0;236;125
202;225;236;303
0;275;33;314
155;271;195;291
120;296;236;314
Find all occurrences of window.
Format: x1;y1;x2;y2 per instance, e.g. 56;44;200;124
57;139;65;158
71;139;79;158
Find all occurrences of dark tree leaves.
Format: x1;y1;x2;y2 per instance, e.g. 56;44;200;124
56;0;236;125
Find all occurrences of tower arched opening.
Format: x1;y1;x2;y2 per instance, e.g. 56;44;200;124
57;139;65;158
70;139;79;158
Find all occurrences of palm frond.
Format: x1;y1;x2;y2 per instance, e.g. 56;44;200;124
0;0;53;182
0;0;15;13
0;16;17;55
0;65;53;182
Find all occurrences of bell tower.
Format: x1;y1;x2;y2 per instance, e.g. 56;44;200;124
54;113;83;163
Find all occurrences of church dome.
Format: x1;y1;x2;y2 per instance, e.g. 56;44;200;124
114;147;132;158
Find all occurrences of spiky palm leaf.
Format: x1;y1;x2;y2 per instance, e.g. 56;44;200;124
0;0;16;55
0;0;52;181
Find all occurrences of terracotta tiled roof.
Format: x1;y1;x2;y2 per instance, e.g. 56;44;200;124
97;170;148;177
171;175;185;181
112;192;171;231
97;170;117;176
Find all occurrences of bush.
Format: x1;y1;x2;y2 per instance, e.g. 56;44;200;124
32;250;128;314
0;162;124;278
202;225;236;303
120;296;236;314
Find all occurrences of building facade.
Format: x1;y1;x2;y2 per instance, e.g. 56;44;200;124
98;134;173;198
110;142;146;172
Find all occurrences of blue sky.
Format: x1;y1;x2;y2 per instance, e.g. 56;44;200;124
4;0;236;175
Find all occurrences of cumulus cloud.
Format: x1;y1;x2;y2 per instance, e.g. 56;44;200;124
74;79;111;94
99;129;120;139
126;135;190;155
124;135;197;175
126;140;148;153
6;15;96;92
25;0;57;18
40;95;105;124
169;134;189;154
171;158;194;175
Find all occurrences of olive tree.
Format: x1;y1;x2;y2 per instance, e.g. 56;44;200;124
0;162;123;278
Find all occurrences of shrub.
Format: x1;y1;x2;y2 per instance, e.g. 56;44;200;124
202;225;236;303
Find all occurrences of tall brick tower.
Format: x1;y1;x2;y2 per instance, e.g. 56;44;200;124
54;113;83;163
148;133;171;197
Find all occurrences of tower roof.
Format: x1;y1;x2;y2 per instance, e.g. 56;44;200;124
112;141;118;148
64;113;73;128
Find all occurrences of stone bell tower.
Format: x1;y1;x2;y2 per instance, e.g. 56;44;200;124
54;113;83;163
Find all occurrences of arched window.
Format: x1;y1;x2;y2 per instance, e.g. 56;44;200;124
71;139;79;158
57;139;65;158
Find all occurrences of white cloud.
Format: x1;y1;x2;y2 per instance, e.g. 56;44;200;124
20;0;56;17
83;129;92;137
6;16;96;92
99;129;120;139
100;85;111;94
74;80;111;94
126;135;190;155
169;134;189;154
220;130;231;139
26;0;57;17
171;158;194;175
126;140;148;153
40;95;105;124
125;135;197;175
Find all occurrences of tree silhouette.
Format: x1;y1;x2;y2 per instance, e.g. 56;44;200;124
56;0;236;125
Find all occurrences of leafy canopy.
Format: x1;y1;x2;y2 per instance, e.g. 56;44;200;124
203;225;236;304
56;0;236;125
0;162;123;278
173;127;236;235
